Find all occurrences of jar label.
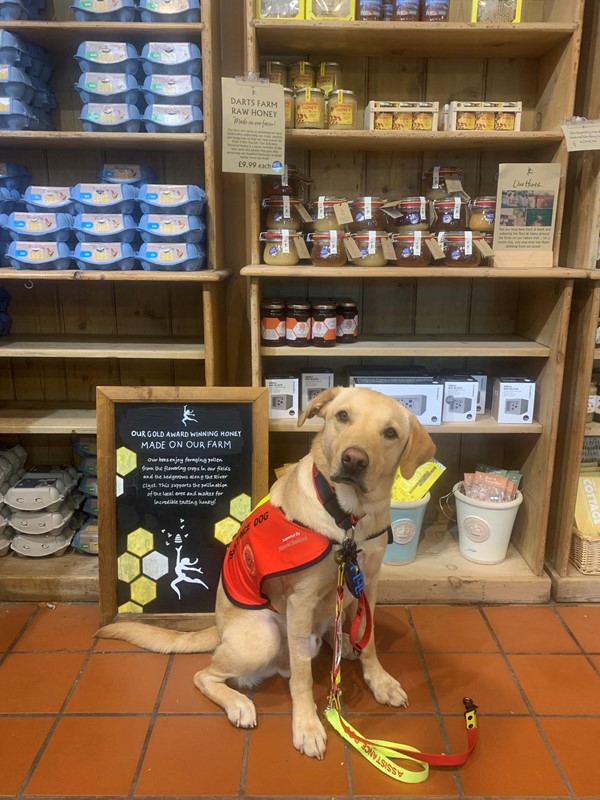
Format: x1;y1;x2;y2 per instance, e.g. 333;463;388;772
464;231;473;256
284;96;293;124
316;76;334;94
296;100;321;125
328;102;354;128
282;195;291;218
364;197;373;219
329;230;338;255
261;320;285;341
291;75;313;90
433;166;441;189
588;395;596;413
368;230;376;255
413;230;422;256
338;317;358;336
374;112;393;130
318;196;325;219
281;229;290;254
453;196;461;219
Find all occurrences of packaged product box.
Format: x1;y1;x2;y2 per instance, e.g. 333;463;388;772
440;369;487;414
264;375;299;420
491;377;535;424
440;101;522;132
350;374;443;426
306;0;354;20
256;0;305;18
442;376;478;423
301;370;334;410
365;101;439;132
471;0;522;23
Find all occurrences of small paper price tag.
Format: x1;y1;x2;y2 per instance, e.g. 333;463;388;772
464;231;473;256
474;237;494;257
445;178;465;195
282;195;291;219
381;203;402;219
296;203;312;223
413;230;422;256
425;236;445;260
368;230;376;255
433;166;441;189
295;235;310;259
333;201;353;225
364;196;373;220
329;230;338;255
281;229;290;254
318;196;326;219
419;197;427;220
453;196;462;219
343;235;362;260
381;235;396;261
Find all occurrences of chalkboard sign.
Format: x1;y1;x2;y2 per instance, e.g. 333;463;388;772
97;387;268;625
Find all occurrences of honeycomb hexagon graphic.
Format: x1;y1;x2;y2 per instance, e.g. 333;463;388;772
214;516;240;546
142;550;170;580
117;600;143;614
118;551;141;583
116;475;124;497
127;527;154;557
130;575;157;605
116;446;137;476
230;493;251;522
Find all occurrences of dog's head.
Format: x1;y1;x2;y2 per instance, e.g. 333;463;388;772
298;386;435;495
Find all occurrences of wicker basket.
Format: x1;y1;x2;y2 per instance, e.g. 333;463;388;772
570;527;600;574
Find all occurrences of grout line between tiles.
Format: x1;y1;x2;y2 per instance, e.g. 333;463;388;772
127;650;175;799
406;606;465;799
552;604;600;675
0;604;41;666
479;608;578;800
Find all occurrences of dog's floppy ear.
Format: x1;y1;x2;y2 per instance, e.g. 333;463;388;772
398;414;436;479
298;386;343;427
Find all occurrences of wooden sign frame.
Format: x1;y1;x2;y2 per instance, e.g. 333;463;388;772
97;386;269;626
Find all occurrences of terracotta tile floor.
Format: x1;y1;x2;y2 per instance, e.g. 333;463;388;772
1;602;599;799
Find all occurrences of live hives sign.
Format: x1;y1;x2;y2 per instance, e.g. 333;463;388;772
97;387;268;625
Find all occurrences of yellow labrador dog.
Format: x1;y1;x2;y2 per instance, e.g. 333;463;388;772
98;387;435;759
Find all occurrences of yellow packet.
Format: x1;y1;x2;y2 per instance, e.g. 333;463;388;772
391;459;446;503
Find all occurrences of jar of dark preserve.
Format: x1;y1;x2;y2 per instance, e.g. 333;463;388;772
285;300;312;346
393;0;420;20
430;197;468;232
260;299;286;347
348;197;387;232
311;301;337;347
336;299;359;343
261;166;306;199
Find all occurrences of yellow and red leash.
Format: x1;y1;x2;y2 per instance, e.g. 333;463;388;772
324;544;478;783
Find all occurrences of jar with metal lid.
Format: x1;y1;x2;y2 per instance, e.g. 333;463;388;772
289;61;315;90
385;196;429;232
286;300;311;346
306;196;347;232
336;299;359;343
260;299;287;346
295;87;325;129
421;0;449;21
261;61;287;86
358;0;382;18
307;231;348;266
439;232;481;267
260;230;303;266
283;87;294;129
348;197;388;232
393;0;419;20
327;90;357;130
430;197;468;233
262;197;303;231
311;300;337;347
588;381;598;423
261;165;307;199
468;197;496;232
421;166;464;200
392;232;432;267
316;62;342;96
350;230;390;267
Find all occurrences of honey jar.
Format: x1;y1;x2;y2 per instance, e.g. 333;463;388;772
316;62;342;96
392;232;433;267
311;300;337;347
421;166;464;200
260;230;303;266
306;196;347;232
261;61;287;86
336;299;359;342
307;231;348;266
263;197;303;231
430;197;468;233
294;87;325;129
261;165;307;199
327;90;357;130
286;300;312;346
349;230;390;267
468;197;496;232
439;232;482;267
289;61;316;90
348;197;388;233
385;196;429;232
284;87;294;129
260;299;286;346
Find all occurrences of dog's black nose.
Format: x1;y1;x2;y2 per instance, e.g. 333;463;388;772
341;447;369;473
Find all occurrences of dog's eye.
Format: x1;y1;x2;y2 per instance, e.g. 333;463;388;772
384;427;398;439
336;410;349;423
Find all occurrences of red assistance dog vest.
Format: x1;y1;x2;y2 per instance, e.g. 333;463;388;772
222;500;332;609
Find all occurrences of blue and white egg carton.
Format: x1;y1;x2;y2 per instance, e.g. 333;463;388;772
71;0;137;21
138;183;205;214
0;64;34;103
0;185;20;213
5;212;73;242
7;241;71;269
138;241;205;271
75;72;140;104
0;97;37;129
141;74;202;106
143;103;202;133
71;183;138;214
0;161;29;193
138;213;205;243
138;0;200;23
80;102;141;132
98;162;155;187
73;213;136;242
23;186;74;213
0;33;55;129
74;241;136;270
75;41;139;74
0;0;45;20
140;42;201;76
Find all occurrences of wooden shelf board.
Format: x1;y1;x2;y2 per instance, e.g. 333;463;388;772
0;408;96;434
242;264;584;279
262;335;550;358
546;561;600;603
0;550;98;603
378;527;551;604
584;421;600;436
270;413;542;434
594;347;600;360
0;131;206;151
286;129;564;152
254;20;577;59
0;268;229;282
1;21;203;47
0;337;205;360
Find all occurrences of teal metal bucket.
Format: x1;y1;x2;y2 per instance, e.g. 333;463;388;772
384;492;430;565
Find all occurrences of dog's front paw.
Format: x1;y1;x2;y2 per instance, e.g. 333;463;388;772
365;671;409;708
225;695;257;728
292;713;328;759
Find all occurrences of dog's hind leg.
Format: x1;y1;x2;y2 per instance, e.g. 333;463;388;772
193;612;281;728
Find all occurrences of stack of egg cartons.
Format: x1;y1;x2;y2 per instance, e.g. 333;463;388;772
74;39;203;134
0;161;27;265
0;0;45;19
0;30;56;131
5;464;83;557
71;435;99;555
0;445;27;557
0;287;11;334
70;0;199;24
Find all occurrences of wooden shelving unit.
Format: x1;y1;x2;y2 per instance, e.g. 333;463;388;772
0;0;227;602
243;0;585;603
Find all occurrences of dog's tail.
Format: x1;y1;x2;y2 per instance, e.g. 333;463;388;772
96;622;219;654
